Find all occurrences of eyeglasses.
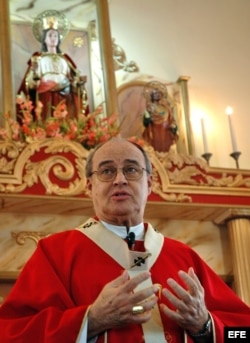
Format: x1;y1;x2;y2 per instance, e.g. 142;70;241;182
90;165;148;182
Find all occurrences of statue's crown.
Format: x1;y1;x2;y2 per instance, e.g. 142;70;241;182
42;17;58;30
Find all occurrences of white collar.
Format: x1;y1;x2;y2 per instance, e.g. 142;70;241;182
100;220;144;240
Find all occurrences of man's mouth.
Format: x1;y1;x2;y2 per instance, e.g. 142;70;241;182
111;191;130;199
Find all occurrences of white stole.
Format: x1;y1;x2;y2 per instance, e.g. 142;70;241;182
77;218;167;343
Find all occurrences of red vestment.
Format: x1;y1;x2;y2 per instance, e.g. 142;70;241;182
0;220;249;342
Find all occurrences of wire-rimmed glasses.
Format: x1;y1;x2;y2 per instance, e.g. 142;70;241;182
90;165;148;182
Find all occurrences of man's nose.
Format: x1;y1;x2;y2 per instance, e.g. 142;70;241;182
113;168;128;184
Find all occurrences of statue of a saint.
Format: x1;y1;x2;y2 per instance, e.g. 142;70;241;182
142;81;178;152
17;10;89;121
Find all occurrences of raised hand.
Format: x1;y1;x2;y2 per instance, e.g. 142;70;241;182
160;267;209;334
88;270;159;339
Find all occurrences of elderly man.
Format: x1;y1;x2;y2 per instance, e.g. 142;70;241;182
0;138;249;343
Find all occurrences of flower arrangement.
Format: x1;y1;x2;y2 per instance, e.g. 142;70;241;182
0;94;121;150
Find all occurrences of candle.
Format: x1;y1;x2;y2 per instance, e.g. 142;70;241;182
201;117;209;153
225;106;238;152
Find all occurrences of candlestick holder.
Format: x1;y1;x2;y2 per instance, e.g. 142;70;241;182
201;152;212;165
230;151;241;169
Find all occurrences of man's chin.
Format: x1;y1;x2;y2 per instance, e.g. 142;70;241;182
110;202;134;215
110;206;139;219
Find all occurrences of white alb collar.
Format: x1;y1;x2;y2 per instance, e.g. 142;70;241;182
100;220;144;240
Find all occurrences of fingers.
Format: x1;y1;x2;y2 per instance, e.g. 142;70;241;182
159;302;182;323
90;270;158;322
163;268;203;305
129;285;159;319
122;271;152;293
122;272;159;310
105;270;130;288
105;270;152;293
187;267;204;293
160;268;209;331
87;272;160;338
162;285;189;312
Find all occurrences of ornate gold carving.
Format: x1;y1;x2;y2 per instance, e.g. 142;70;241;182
0;141;25;175
0;138;89;195
11;231;51;245
145;146;192;202
0;138;249;204
153;149;250;189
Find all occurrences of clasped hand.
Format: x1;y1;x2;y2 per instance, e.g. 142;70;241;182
88;267;208;339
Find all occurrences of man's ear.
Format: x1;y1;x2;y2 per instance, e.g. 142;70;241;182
147;175;153;195
86;179;92;196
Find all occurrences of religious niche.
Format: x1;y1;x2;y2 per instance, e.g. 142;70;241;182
117;76;191;156
13;9;91;119
142;81;179;153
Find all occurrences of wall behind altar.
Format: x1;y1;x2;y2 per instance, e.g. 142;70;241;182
108;0;250;170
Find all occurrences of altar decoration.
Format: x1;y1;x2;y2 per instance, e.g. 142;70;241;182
1;96;119;150
0;95;250;213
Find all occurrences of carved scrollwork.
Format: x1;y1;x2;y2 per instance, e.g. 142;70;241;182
24;156;86;195
153;150;250;188
141;146;250;204
151;179;192;202
145;146;192;202
155;150;208;171
1;138;250;204
0;138;89;195
11;231;51;246
0;141;25;175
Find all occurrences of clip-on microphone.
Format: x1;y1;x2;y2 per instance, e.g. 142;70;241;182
125;222;135;250
127;231;135;250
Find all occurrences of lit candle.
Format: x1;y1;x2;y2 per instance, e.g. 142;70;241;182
225;106;238;152
200;117;209;153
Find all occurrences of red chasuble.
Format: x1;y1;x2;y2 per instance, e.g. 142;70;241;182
0;219;250;342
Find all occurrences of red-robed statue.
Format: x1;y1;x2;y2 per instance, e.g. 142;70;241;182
17;10;89;121
142;81;178;152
